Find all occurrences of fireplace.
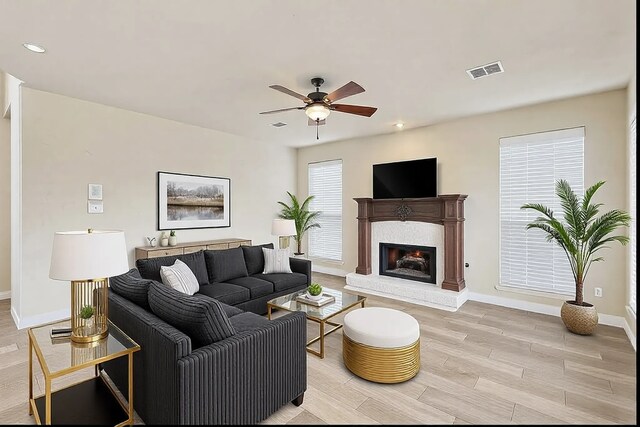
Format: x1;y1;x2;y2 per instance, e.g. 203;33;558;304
379;242;436;284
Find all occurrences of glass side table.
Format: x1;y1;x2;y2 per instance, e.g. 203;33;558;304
28;319;140;425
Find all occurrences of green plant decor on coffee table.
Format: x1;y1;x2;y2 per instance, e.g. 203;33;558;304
308;283;323;296
521;180;630;307
278;191;321;255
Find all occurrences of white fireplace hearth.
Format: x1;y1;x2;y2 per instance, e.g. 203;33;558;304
345;272;468;311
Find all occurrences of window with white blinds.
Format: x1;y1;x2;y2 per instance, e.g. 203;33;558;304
500;127;584;295
629;116;636;314
308;160;343;261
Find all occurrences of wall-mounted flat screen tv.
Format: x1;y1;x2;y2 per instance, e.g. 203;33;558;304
373;157;437;199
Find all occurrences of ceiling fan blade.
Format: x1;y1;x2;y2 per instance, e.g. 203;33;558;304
269;85;312;103
259;106;304;115
308;118;326;126
325;81;365;102
330;104;377;117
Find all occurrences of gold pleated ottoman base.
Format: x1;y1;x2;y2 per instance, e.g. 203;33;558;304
343;335;420;383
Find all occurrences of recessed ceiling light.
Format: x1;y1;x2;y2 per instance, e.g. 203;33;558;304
23;43;46;53
394;122;405;129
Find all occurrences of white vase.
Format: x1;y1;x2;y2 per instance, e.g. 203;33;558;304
169;236;177;246
160;238;169;247
307;292;323;301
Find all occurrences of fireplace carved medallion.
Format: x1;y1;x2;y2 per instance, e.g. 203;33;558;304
354;195;467;291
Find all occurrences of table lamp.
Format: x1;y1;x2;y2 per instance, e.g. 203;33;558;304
49;229;128;343
271;219;296;250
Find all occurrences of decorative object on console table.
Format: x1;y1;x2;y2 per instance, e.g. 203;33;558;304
521;180;630;335
158;171;230;230
168;230;177;246
277;191;320;255
49;229;129;343
146;236;157;247
272;219;296;250
159;231;169;247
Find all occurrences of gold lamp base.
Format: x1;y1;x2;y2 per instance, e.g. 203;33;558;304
278;236;292;250
70;279;109;343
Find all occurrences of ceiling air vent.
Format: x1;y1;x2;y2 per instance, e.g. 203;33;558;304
466;61;504;80
271;122;287;127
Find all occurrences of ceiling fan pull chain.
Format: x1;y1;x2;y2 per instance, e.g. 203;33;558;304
316;120;319;140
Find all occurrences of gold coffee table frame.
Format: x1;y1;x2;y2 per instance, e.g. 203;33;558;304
267;287;366;359
28;319;140;426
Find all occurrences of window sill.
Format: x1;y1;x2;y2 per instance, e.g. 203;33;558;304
308;256;344;265
495;284;572;301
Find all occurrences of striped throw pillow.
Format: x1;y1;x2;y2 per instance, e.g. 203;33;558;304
262;247;293;274
160;259;200;295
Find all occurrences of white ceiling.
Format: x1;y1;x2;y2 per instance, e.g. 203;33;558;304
0;0;636;147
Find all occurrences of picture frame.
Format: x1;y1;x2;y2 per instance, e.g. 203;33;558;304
157;171;231;230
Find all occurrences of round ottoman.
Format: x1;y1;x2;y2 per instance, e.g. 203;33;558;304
342;307;420;383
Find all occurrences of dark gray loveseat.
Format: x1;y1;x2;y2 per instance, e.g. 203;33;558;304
103;244;310;424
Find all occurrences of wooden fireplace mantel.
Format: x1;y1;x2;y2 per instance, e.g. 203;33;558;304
354;195;467;291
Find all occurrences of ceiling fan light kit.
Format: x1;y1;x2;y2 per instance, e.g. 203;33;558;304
260;77;378;139
305;104;330;121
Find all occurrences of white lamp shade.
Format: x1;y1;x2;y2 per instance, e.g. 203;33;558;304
49;230;129;280
305;104;331;121
271;219;296;236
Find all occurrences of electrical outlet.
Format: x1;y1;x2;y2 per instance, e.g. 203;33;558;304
88;200;103;214
594;287;602;297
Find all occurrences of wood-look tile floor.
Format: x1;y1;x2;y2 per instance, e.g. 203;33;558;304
0;273;636;425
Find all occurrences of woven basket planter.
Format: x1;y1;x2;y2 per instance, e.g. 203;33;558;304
560;301;598;335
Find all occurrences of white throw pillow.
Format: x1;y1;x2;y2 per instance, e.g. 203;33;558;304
160;259;200;295
262;247;293;274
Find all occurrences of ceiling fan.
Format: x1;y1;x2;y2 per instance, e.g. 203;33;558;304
260;77;377;138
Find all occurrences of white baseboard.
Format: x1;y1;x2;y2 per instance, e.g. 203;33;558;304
312;265;347;277
0;291;10;300
468;291;629;329
11;307;70;330
624;306;636;351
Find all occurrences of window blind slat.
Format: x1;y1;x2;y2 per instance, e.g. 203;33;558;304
500;127;584;295
308;160;343;261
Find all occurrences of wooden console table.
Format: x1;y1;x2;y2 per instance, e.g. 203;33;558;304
135;238;252;260
354;195;467;291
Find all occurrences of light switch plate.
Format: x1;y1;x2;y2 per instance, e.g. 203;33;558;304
88;200;103;214
88;184;103;200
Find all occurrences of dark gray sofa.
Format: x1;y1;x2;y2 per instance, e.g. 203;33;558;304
103;244;310;425
136;244;311;315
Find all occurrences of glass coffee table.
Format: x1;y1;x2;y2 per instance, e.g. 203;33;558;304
267;287;366;358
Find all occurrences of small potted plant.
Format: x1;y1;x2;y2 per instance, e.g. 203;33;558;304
307;283;323;301
80;305;95;331
169;230;177;246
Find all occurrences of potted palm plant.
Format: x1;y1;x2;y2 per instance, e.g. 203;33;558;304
277;191;321;256
521;180;630;335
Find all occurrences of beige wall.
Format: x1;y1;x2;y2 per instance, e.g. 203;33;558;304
18;88;296;320
0;72;10;296
625;68;636;338
298;90;628;317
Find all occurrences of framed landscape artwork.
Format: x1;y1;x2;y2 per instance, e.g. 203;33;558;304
157;171;231;230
